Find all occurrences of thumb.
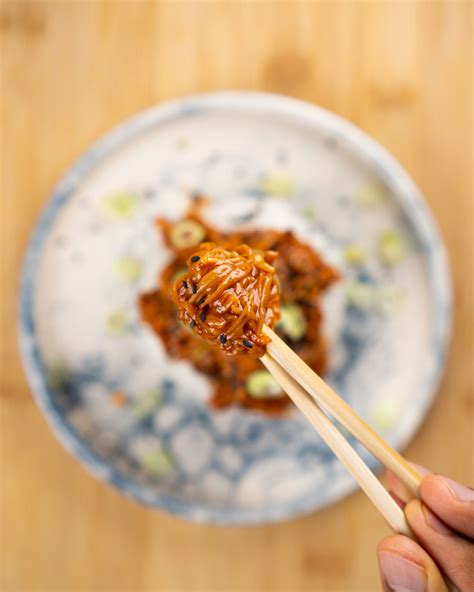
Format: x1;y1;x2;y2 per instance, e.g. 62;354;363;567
378;535;448;592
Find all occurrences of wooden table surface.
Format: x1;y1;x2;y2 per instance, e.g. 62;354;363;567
1;1;472;591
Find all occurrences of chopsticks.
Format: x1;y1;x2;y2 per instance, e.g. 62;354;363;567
261;327;422;533
262;327;458;592
263;326;422;495
261;354;412;536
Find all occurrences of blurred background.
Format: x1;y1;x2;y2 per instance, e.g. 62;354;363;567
1;1;472;591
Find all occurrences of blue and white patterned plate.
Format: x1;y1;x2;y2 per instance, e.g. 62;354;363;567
19;93;451;524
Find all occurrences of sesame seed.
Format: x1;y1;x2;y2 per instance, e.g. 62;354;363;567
192;285;197;294
183;281;188;289
199;311;206;322
219;334;227;344
198;296;206;306
243;339;253;349
190;319;196;328
191;255;200;263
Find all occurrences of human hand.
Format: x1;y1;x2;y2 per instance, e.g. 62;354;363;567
377;465;473;591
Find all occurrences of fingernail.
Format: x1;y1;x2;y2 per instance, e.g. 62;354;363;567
421;504;452;535
438;475;474;502
378;552;427;592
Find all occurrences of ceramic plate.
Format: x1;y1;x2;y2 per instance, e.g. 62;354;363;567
19;93;451;524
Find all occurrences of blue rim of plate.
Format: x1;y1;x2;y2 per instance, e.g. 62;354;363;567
18;92;452;524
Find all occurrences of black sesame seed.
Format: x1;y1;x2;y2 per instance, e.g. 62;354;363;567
199;311;206;322
219;334;227;344
197;296;206;306
191;255;200;263
183;281;188;289
243;339;253;349
192;285;198;294
190;319;196;328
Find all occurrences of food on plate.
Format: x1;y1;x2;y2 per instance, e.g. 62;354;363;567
172;242;280;357
138;198;338;414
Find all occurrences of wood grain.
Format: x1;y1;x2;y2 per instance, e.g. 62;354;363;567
1;1;472;591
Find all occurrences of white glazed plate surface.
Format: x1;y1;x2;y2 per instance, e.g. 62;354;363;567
19;93;451;524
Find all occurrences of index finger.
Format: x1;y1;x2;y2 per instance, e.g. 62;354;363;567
421;474;474;539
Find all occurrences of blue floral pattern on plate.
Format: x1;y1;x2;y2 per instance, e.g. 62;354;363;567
18;93;451;524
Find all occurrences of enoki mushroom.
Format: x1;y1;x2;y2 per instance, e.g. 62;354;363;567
172;243;281;357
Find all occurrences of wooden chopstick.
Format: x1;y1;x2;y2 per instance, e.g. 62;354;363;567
263;325;422;496
261;354;412;536
262;344;458;592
